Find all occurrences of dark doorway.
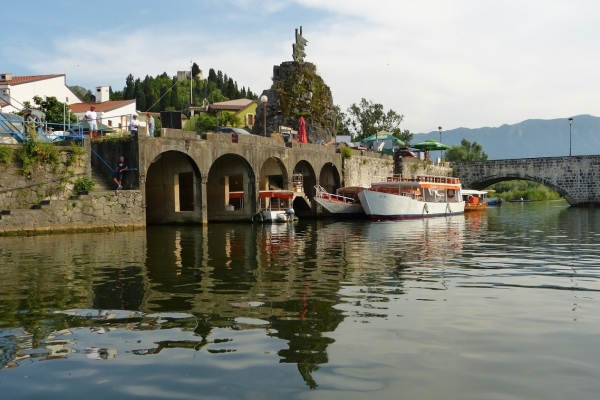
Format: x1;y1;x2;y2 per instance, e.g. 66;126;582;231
179;172;194;211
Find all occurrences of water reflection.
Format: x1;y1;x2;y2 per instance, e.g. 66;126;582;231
2;203;600;398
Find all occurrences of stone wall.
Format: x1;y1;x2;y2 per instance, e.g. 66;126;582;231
0;142;90;210
342;151;394;187
0;190;145;235
396;158;453;179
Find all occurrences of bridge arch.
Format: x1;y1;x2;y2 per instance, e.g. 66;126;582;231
451;156;600;206
145;150;202;224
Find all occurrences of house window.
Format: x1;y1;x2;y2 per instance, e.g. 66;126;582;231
107;120;112;127
246;114;255;126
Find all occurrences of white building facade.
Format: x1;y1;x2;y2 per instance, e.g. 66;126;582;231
0;73;80;114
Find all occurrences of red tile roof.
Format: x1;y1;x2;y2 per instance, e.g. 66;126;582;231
70;100;136;113
0;74;65;86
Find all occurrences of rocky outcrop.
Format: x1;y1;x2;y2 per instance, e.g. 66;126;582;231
252;62;337;144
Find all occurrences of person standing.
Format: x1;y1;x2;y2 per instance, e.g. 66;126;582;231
85;106;98;139
146;112;155;137
113;156;128;190
130;115;140;136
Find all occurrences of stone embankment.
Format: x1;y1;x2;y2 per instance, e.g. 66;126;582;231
0;141;145;236
0;190;144;235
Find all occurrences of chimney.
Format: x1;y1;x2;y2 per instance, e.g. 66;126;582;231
95;86;109;103
0;73;12;82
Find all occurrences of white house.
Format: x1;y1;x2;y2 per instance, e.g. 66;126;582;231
0;73;80;114
70;86;137;132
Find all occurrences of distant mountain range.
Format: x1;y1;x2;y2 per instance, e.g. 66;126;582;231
413;114;600;160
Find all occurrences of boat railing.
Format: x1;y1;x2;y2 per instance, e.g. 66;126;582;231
416;175;461;184
314;185;356;204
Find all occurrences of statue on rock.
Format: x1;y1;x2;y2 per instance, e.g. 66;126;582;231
253;26;337;144
292;26;307;62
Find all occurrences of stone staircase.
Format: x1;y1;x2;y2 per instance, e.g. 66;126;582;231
91;168;116;191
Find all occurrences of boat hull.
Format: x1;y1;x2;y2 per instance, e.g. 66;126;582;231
261;210;291;222
358;190;464;220
464;203;488;212
314;197;365;217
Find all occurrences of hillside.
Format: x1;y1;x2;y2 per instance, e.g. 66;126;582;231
414;114;600;160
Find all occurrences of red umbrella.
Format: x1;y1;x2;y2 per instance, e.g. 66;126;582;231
298;116;307;143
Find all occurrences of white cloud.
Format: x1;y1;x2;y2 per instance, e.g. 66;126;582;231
7;0;600;133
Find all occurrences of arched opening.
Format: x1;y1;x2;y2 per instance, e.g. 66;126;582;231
259;157;289;191
292;160;317;197
146;151;202;224
318;163;341;194
207;154;255;221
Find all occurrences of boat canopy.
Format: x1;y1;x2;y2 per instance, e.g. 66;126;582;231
462;189;488;196
259;190;294;199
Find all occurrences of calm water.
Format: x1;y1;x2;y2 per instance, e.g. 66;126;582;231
1;200;600;399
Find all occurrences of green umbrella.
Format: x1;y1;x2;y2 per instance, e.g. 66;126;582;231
412;139;451;151
360;132;405;147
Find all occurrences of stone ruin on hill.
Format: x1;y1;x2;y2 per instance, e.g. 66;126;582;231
251;27;338;144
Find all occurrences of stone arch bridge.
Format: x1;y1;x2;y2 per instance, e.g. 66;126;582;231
134;130;343;224
452;156;600;206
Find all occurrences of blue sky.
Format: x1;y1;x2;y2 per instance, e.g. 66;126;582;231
4;0;600;133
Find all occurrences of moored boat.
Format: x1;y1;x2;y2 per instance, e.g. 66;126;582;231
462;189;488;211
357;175;464;220
255;190;295;222
314;185;367;217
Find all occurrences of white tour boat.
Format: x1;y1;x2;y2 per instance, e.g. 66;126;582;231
357;175;464;220
313;185;367;217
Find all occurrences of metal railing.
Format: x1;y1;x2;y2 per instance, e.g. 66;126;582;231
95;113;140;139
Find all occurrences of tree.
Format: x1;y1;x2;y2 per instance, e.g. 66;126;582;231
69;86;93;102
218;111;242;127
195;113;217;133
21;96;77;126
124;74;135;99
207;88;228;104
445;139;489;161
397;129;414;147
191;62;201;78
208;68;217;84
340;98;405;141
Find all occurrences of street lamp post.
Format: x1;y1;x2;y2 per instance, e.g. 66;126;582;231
438;126;443;162
373;122;379;151
260;95;268;137
569;117;573;156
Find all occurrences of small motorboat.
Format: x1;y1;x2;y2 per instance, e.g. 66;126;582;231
256;190;295;223
462;189;488;211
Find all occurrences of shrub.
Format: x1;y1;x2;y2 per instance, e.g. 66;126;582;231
0;146;13;164
340;146;353;159
65;141;85;166
16;139;60;174
73;176;95;194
